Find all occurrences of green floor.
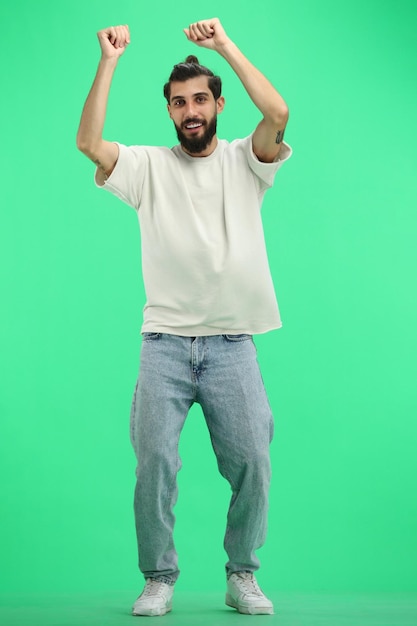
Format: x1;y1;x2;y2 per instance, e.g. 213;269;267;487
1;592;417;626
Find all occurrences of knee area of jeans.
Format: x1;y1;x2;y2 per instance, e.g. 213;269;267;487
233;445;271;465
137;449;181;475
230;454;271;482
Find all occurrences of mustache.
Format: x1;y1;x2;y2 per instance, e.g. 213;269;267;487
181;118;207;130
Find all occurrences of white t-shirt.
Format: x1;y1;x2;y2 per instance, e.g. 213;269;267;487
96;135;292;336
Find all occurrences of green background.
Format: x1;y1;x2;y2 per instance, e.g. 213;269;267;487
1;0;417;599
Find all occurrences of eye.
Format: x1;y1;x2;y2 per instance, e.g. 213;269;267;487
173;99;185;106
196;96;207;103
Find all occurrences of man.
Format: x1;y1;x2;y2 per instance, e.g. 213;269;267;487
77;18;291;617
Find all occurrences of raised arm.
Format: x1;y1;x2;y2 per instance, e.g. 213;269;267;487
76;25;130;185
184;18;289;163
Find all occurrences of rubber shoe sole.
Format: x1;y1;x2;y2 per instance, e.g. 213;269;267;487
132;600;172;617
226;593;274;615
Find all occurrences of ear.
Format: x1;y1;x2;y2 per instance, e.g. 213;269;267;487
167;103;173;119
216;96;225;115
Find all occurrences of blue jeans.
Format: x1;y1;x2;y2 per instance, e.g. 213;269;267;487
130;333;274;583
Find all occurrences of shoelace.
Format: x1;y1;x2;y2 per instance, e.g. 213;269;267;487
234;573;263;596
142;579;167;598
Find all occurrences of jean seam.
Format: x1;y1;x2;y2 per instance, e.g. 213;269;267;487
209;434;237;491
142;333;161;341
223;334;252;342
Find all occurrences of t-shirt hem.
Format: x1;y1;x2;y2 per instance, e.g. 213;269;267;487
140;322;283;336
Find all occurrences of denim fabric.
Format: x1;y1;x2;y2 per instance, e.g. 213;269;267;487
130;333;274;583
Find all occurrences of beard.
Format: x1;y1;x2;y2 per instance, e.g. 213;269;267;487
174;114;217;154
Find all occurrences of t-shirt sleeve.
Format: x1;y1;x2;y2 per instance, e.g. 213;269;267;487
243;134;292;192
94;143;149;211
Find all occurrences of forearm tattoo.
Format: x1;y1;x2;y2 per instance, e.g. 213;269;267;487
275;129;285;144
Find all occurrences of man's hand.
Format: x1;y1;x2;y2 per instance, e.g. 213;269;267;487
183;18;230;51
97;25;130;59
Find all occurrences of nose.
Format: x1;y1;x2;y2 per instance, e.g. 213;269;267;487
184;101;197;118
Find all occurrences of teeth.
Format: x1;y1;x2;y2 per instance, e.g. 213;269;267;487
186;123;202;129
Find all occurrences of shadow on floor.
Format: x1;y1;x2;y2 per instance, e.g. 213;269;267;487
1;591;416;626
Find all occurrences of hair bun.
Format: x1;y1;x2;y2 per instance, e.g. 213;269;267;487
185;55;200;65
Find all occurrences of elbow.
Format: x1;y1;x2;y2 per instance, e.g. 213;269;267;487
76;133;87;154
282;104;290;123
76;133;90;155
273;104;289;127
266;99;289;128
76;134;97;160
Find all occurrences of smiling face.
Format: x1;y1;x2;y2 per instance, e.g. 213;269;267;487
167;76;225;157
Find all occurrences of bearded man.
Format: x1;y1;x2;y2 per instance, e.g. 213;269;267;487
77;17;292;617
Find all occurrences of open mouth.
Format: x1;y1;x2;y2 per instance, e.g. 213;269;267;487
183;120;205;132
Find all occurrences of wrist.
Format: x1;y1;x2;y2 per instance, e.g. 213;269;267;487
98;55;119;69
215;38;237;58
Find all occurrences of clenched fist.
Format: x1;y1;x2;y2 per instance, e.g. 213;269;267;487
183;18;230;50
97;25;130;59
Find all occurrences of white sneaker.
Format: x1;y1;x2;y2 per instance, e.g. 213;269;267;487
132;578;174;616
226;572;274;615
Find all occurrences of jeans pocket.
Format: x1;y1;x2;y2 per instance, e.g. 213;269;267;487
223;334;252;342
142;332;162;341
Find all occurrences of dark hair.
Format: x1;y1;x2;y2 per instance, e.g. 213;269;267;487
163;55;222;103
